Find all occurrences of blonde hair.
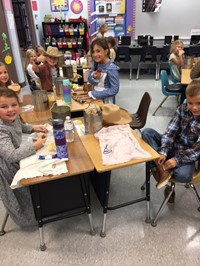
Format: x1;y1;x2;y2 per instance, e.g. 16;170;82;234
170;40;184;54
26;49;37;63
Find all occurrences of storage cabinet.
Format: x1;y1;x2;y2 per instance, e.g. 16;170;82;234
42;20;88;53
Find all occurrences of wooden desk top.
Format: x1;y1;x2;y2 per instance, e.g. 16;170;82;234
20;94;103;124
181;69;192;85
80;130;159;173
20;131;94;186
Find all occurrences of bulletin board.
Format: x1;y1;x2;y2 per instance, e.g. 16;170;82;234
50;0;69;11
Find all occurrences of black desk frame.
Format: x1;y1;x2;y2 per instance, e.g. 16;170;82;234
90;162;151;237
30;173;95;251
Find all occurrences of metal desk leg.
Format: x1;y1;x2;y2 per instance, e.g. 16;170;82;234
145;162;151;223
31;185;47;251
100;171;111;238
0;212;9;236
79;174;96;236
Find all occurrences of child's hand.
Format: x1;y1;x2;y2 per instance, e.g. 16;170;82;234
93;69;102;79
178;49;185;56
156;154;166;165
33;135;47;150
32;125;48;133
163;158;177;171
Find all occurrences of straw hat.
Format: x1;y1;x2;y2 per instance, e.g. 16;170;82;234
43;46;62;58
102;104;132;125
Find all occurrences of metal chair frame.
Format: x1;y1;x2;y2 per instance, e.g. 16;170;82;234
115;46;132;80
136;46;159;80
151;163;200;227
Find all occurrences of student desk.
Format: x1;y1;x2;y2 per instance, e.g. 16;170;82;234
80;130;159;237
20;131;95;251
20;94;103;124
181;69;192;85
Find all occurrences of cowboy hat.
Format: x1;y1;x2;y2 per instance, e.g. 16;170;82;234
102;104;132;125
43;46;62;58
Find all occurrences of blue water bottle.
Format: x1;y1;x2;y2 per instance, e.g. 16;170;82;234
52;119;68;159
63;79;71;105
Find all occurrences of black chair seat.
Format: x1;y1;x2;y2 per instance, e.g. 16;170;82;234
166;84;182;92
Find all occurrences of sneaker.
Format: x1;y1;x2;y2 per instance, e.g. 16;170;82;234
164;185;175;204
156;165;172;189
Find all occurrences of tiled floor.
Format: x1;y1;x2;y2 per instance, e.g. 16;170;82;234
0;71;200;266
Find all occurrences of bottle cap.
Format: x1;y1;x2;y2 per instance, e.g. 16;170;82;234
63;79;70;86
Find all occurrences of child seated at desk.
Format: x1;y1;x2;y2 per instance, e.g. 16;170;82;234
0;88;47;227
88;38;120;104
169;40;185;82
142;79;200;203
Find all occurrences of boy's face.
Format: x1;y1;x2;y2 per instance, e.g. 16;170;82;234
187;94;200;117
45;56;58;67
0;96;20;122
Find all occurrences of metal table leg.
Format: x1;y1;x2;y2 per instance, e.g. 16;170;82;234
145;162;151;223
100;171;111;237
0;212;9;236
79;174;96;236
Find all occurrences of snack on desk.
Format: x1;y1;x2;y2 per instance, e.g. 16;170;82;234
8;84;21;92
72;88;91;103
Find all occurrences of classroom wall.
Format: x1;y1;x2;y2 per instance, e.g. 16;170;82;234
34;0;200;43
135;0;200;39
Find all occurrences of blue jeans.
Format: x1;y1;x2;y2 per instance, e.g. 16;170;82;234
142;128;195;183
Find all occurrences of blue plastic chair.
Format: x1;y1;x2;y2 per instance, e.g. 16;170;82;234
152;70;182;116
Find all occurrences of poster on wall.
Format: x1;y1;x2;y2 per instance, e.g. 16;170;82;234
142;0;162;13
50;0;69;11
95;0;125;15
94;0;126;37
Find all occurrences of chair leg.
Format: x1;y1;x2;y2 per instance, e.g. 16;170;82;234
152;96;168;116
151;183;175;227
189;183;200;211
136;65;140;80
130;63;132;80
0;212;9;236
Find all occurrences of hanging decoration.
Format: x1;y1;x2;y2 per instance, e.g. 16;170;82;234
70;0;83;14
2;33;10;52
4;54;12;65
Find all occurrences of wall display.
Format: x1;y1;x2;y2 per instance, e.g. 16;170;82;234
90;0;135;38
70;0;83;14
50;0;69;11
142;0;162;13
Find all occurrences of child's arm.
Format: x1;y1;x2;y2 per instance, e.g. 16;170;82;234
170;50;184;66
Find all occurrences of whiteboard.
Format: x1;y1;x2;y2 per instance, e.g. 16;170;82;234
135;0;200;38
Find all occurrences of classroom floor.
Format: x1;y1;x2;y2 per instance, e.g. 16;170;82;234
0;71;200;266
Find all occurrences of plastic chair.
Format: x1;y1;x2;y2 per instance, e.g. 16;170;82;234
115;46;132;80
136;46;159;80
151;161;200;227
152;70;182;116
129;92;152;133
157;45;170;78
